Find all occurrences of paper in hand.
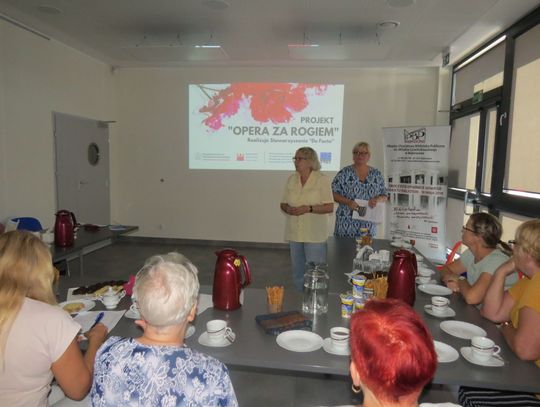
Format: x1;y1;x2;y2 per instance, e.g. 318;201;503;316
352;199;385;223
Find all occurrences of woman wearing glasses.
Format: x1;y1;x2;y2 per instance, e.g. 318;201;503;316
332;142;387;238
459;219;540;406
280;147;334;291
441;213;517;305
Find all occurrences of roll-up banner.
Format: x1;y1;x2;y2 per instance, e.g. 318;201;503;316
383;125;451;262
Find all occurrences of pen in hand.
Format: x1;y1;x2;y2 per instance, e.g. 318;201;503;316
88;311;105;331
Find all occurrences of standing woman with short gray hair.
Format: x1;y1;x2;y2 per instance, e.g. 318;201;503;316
281;147;334;291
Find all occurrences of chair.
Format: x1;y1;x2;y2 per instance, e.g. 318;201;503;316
436;241;462;271
12;217;43;232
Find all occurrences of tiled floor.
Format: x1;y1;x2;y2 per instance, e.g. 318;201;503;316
57;237;457;407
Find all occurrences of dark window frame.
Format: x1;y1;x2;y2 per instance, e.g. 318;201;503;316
449;6;540;219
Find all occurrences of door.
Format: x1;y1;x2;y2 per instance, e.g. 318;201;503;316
54;112;111;225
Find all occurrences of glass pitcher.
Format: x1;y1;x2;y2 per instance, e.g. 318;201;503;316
302;262;329;315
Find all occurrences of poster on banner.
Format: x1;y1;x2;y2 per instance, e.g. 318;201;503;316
382;126;451;262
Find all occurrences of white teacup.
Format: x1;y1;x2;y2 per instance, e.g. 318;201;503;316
100;290;125;310
431;296;449;315
330;327;350;350
418;268;433;277
206;319;234;343
471;336;501;362
129;303;141;319
417;275;431;284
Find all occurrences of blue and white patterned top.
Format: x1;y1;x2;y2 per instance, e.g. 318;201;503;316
90;337;238;407
332;165;387;237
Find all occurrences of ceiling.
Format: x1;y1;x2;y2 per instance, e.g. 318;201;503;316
1;0;539;68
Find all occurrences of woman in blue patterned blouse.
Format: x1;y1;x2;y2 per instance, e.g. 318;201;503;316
332;142;387;238
90;253;238;407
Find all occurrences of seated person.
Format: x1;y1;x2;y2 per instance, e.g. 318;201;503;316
459;219;540;406
90;252;238;407
441;213;517;305
0;231;107;406
349;298;458;407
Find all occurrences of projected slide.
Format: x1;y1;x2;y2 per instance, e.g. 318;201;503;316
189;83;344;170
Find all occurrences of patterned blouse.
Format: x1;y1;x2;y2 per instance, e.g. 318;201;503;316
331;165;387;237
90;337;238;407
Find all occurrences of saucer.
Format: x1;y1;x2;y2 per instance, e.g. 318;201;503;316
322;338;350;356
198;331;235;347
440;321;486;340
460;347;504;367
424;304;456;318
434;341;459;363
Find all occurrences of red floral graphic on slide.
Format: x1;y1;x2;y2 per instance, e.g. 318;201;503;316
197;83;328;131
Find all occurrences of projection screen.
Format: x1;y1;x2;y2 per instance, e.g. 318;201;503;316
189;83;344;170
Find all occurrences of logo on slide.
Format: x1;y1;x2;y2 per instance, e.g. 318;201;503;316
236;153;245;161
320;152;332;164
197;83;328;131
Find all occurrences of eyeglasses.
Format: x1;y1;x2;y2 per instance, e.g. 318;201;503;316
461;226;476;233
353;151;369;156
292;157;306;161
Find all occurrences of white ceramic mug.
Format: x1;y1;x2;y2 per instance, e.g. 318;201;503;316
330;327;350;350
471;336;501;362
417;275;431;284
431;296;449;315
206;319;234;343
129;303;141;318
418;268;433;277
100;291;125;309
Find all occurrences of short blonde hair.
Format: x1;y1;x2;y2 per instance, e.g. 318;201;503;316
515;219;540;266
134;253;199;328
353;142;371;154
296;147;321;171
0;231;56;367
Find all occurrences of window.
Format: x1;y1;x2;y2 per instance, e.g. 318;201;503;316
445;8;540;252
453;42;505;105
448;113;480;190
505;23;540;197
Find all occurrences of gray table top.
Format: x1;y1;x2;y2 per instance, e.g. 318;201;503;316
51;226;138;261
82;237;540;393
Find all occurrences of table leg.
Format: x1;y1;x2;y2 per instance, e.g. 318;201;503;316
79;252;84;277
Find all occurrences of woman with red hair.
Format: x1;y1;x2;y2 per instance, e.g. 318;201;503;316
349;299;450;407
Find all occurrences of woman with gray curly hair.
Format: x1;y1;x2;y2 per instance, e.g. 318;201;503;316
90;253;238;407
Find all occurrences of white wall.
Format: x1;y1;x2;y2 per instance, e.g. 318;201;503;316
112;67;440;242
0;20;116;229
0;19;441;243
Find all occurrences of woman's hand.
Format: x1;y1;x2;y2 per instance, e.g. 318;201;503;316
496;257;516;277
85;323;108;345
446;280;460;293
368;197;378;208
347;200;359;211
288;205;310;216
